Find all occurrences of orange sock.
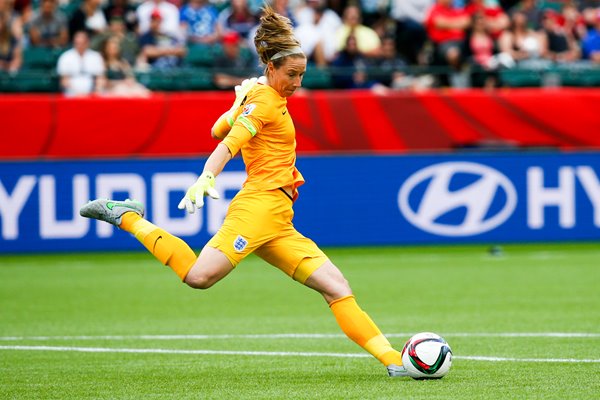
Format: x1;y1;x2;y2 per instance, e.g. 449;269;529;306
329;295;402;367
120;213;196;281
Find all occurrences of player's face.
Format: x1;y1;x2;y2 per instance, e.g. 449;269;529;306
268;56;306;97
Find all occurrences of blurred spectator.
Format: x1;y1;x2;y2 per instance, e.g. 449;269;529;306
180;0;220;45
0;0;23;41
424;0;470;71
358;0;391;27
217;0;258;40
296;0;341;28
390;0;433;64
69;0;108;40
498;9;547;64
13;0;31;26
27;0;68;48
331;33;383;89
103;0;138;33
373;34;409;87
465;0;510;40
100;35;150;96
561;2;587;41
581;9;600;62
271;0;297;27
91;16;140;66
137;9;185;69
294;0;341;65
540;9;581;62
511;0;543;29
213;31;256;88
335;5;382;57
466;12;499;88
57;31;105;96
0;11;21;72
137;0;180;38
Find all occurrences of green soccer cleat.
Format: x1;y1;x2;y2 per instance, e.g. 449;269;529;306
387;364;410;378
79;199;144;227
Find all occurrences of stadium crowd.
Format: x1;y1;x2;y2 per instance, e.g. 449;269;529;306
0;0;599;94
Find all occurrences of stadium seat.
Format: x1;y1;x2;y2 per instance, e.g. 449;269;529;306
499;68;543;87
302;68;333;89
0;71;60;92
23;47;66;71
184;44;218;68
135;68;215;91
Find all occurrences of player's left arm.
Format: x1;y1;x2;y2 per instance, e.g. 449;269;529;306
211;77;260;140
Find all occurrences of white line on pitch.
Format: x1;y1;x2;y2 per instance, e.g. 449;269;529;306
1;345;599;363
0;332;599;341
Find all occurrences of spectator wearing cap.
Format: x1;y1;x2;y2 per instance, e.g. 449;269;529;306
213;31;256;89
137;8;186;69
582;9;600;63
28;0;69;48
180;0;220;45
137;0;181;38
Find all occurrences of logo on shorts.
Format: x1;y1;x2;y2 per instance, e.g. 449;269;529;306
233;235;248;252
242;104;256;116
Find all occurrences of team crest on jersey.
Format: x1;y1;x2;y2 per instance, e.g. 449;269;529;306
242;104;256;117
233;235;248;252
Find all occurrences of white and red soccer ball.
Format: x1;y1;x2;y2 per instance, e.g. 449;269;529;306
401;332;453;379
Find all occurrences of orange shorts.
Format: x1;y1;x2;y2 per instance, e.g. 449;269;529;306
207;188;328;283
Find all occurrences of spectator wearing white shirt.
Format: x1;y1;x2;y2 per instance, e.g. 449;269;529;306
57;31;105;96
136;0;181;38
294;0;342;65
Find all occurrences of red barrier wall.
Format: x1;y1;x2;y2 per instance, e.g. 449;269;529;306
2;88;599;159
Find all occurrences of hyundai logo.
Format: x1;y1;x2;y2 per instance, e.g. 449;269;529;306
398;162;517;236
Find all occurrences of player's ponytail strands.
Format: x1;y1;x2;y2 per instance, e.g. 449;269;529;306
254;6;305;67
329;295;403;367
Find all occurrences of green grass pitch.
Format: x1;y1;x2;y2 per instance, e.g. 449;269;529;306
1;243;599;399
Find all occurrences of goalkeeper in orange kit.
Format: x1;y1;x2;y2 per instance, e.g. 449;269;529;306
80;6;408;377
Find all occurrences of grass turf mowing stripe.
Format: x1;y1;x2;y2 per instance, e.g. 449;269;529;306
2;345;600;363
1;332;599;341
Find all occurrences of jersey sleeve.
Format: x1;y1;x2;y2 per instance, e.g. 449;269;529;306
233;87;274;138
222;87;274;156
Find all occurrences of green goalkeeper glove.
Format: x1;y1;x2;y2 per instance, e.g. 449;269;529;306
177;171;220;214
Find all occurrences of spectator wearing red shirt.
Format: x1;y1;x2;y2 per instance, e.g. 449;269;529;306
465;0;509;40
424;0;470;70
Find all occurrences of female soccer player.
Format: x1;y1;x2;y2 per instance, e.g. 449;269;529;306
80;6;407;377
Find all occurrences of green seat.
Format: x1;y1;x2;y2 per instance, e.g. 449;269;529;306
0;71;59;92
135;68;215;91
184;44;217;68
302;68;333;89
23;47;66;70
499;69;543;87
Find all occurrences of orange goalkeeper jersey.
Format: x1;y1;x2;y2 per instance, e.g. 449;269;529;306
221;83;305;195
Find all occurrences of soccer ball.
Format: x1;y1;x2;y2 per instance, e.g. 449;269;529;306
401;332;452;379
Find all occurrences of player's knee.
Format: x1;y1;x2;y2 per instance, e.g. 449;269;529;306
184;271;217;289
